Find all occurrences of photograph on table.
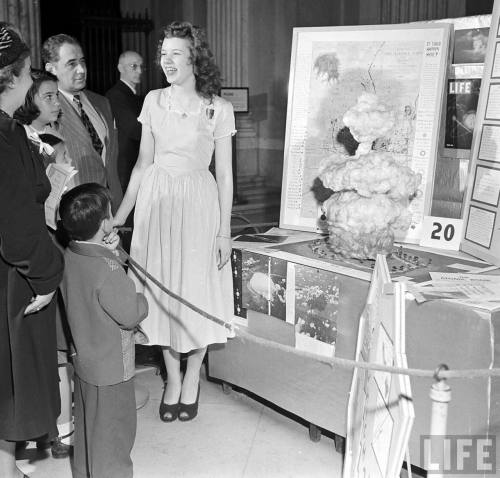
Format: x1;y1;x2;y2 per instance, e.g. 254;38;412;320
241;252;287;321
293;263;339;357
241;251;270;316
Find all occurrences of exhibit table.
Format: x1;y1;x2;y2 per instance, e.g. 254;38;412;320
207;240;500;471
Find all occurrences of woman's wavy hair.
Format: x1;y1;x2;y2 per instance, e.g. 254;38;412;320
14;69;58;125
157;21;221;99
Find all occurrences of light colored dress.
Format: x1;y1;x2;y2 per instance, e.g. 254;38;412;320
130;87;235;352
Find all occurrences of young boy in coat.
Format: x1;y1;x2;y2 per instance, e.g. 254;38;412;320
59;182;148;478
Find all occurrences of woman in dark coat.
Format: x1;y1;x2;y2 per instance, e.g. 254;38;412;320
0;23;64;478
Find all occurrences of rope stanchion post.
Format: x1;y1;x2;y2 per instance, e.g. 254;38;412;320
427;364;451;478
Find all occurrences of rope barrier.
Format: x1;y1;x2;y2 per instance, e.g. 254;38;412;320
119;246;500;382
122;247;233;332
234;327;500;380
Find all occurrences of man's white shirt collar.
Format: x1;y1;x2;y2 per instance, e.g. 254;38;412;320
120;79;137;94
58;88;78;103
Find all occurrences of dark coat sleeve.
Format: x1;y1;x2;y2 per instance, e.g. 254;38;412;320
103;97;123;210
0;132;64;294
97;266;148;329
106;85;142;142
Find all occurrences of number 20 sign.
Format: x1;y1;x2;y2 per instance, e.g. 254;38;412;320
419;216;464;251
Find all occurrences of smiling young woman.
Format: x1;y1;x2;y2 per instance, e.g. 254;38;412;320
113;20;236;423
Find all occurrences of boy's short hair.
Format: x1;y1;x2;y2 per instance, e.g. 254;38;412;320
59;183;112;241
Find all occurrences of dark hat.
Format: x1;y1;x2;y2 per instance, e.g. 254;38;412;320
0;22;29;69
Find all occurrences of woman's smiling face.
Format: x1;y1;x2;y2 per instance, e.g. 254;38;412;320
160;37;194;86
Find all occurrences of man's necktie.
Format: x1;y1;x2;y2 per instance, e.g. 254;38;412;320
73;94;104;156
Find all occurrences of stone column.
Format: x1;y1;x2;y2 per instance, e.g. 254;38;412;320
0;0;42;68
207;0;259;192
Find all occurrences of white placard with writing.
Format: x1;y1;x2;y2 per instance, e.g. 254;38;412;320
485;83;500;120
478;124;500;163
419;216;464;250
472;166;500;206
465;206;496;248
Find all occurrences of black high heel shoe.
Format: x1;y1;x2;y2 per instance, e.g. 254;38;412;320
159;383;180;422
178;384;200;422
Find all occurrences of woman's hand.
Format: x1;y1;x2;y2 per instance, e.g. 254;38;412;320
112;216;125;228
24;291;56;315
216;235;232;270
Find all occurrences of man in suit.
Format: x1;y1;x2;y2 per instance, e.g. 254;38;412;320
41;34;122;211
106;51;144;192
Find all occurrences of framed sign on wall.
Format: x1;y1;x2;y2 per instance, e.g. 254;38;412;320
220;87;249;113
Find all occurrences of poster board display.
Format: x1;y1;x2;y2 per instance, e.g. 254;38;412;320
280;23;451;243
344;255;414;478
462;0;500;266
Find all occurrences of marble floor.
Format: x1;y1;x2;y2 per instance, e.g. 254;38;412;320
16;366;343;478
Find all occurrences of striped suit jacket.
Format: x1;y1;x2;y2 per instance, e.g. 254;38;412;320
57;90;123;210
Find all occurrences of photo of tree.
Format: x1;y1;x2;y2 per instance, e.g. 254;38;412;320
294;264;339;350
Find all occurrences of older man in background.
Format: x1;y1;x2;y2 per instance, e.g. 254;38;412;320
106;51;145;192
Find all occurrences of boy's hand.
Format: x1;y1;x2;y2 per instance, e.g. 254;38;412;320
103;231;120;250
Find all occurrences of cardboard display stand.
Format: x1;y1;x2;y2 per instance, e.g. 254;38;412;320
344;256;414;478
462;0;500;265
